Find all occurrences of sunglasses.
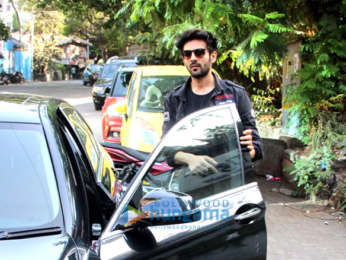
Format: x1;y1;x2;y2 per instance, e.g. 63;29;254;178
182;48;207;59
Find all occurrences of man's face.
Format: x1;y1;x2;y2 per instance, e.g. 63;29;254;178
182;39;217;79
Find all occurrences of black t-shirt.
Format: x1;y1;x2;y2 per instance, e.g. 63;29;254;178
185;86;214;116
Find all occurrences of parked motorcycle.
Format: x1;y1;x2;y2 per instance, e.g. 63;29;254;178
0;71;24;85
101;141;172;203
0;71;10;85
9;71;25;84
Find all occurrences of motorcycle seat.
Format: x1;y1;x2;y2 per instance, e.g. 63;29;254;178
101;141;149;161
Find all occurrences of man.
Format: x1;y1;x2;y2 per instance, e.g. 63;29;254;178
162;29;263;174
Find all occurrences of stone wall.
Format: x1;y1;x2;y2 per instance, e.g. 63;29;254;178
254;138;288;177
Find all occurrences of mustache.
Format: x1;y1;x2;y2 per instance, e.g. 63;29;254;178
189;62;201;68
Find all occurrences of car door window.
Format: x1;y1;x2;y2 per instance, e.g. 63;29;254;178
59;105;100;173
58;122;91;226
112;70;134;97
115;104;244;229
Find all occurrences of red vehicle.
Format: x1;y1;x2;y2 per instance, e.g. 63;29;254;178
101;66;136;143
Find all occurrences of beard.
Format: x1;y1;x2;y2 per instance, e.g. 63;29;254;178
187;59;212;79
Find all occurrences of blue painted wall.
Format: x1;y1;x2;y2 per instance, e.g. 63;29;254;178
1;39;32;81
14;50;32;81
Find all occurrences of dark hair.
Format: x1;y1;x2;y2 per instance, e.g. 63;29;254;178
175;29;218;53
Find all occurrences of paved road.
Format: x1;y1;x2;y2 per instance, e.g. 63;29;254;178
1;80;345;259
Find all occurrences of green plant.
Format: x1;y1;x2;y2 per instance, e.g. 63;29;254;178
289;147;335;202
285;10;346;144
0;20;10;41
340;181;346;212
251;87;280;116
289;112;345;202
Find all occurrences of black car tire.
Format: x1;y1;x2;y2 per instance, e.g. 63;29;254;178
94;102;102;111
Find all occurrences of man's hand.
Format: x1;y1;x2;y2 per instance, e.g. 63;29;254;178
174;152;218;175
240;129;255;159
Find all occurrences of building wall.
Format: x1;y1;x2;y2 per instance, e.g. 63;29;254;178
62;43;87;64
0;0;33;80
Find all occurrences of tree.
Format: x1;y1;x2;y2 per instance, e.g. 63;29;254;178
31;10;65;78
0;20;10;41
25;0;134;61
9;0;21;41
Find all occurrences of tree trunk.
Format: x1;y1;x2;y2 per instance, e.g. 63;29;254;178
9;0;21;42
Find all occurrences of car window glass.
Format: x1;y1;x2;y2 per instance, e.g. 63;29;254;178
59;123;93;223
116;106;243;229
112;70;134;97
101;63;120;79
138;76;188;112
61;106;100;173
0;123;61;230
127;72;137;117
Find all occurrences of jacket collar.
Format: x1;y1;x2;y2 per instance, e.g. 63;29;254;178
173;72;224;100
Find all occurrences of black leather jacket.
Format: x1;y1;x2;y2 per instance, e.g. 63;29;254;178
162;74;263;162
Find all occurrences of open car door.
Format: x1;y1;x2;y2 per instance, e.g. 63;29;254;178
92;103;267;260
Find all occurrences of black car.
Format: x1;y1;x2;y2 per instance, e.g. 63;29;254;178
0;94;267;259
0;93;115;260
92;59;137;110
83;64;103;86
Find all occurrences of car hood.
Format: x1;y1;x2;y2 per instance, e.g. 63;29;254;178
95;78;112;87
0;233;78;259
126;111;163;153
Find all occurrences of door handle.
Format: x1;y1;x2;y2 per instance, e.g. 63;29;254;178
234;207;261;222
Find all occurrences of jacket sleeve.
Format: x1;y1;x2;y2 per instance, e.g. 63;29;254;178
235;89;263;162
162;93;177;136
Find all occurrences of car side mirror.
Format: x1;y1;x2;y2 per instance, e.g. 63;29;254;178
115;103;127;114
105;86;111;94
115;103;128;120
137;190;201;227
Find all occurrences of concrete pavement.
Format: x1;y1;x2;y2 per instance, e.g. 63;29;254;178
257;176;346;260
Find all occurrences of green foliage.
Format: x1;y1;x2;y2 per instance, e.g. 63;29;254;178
25;0;299;84
29;10;65;74
285;4;346;144
288;112;345;200
232;11;293;80
0;20;10;41
289;148;334;200
251;87;280;116
341;182;346;211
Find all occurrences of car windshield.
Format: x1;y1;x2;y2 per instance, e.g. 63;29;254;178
101;63;120;79
91;64;103;72
112;70;134;97
0;123;61;231
138;75;188;112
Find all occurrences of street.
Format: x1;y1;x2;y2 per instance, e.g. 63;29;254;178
1;80;345;260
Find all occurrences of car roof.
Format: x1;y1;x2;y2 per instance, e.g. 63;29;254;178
108;59;137;65
0;93;60;124
118;66;137;72
134;65;190;76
